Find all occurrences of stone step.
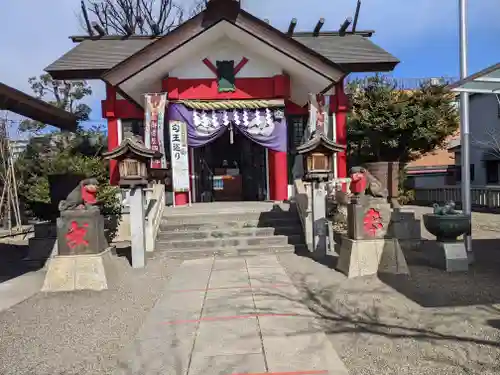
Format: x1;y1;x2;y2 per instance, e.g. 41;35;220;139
162;210;299;225
156;234;303;250
151;244;305;259
157;226;300;241
160;216;300;231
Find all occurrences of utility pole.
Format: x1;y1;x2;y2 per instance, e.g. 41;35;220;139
459;0;473;261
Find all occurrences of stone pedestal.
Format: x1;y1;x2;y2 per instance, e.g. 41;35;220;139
337;236;410;278
42;248;115;292
422;240;468;272
57;209;107;256
338;196;410;278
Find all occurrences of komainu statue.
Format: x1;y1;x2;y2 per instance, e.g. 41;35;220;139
350;167;388;199
58;178;100;212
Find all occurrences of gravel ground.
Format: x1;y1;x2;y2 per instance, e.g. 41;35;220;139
0;250;181;375
278;233;500;375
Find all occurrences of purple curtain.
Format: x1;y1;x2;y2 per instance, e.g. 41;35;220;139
167;103;287;152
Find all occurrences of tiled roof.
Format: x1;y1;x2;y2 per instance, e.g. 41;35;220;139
407;134;460;168
46;33;398;78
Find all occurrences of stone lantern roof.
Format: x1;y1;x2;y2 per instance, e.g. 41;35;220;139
102;136;162;160
296;131;345;154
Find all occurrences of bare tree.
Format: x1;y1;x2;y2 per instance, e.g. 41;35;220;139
472;127;500;159
80;0;208;36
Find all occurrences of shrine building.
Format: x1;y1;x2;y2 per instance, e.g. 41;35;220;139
45;0;399;205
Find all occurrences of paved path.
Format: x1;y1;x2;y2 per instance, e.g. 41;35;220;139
0;270;45;312
113;255;348;375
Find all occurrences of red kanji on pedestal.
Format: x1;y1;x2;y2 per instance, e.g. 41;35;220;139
66;221;89;249
363;208;383;237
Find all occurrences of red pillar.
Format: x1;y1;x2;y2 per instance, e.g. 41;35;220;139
335;80;348;179
107;118;120;185
269;150;288;201
103;84;120;185
175;191;189;206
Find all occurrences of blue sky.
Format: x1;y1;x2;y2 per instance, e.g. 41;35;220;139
0;0;499;134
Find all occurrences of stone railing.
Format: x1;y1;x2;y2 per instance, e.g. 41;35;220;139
113;183;166;250
414;186;500;209
145;183;166;252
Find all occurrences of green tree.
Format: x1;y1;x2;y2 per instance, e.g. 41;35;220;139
347;75;459;165
19;74;92;133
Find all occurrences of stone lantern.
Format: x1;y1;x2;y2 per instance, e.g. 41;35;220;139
102;137;161;188
296;131;345;182
103;136;162;268
296;131;345;259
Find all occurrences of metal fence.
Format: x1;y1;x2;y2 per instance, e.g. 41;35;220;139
414;186;500;209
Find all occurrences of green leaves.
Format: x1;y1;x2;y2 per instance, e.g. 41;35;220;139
20;74;92;133
347;74;459;164
15;130;120;221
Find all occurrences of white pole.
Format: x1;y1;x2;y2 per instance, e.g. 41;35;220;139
459;0;473;261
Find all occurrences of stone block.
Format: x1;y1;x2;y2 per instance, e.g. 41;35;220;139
25;237;57;267
57;209;108;256
422;240;469;272
34;222;57;238
42;248;115;292
389;209;422;247
337;236;410;278
347;198;392;240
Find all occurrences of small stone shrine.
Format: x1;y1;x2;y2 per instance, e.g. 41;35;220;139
337;167;409;278
42;178;113;292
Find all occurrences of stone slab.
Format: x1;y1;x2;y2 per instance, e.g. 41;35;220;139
193;318;262;356
212;258;247;271
245;255;281;268
254;297;315;316
422;240;469;272
113;334;194;375
188;353;266;375
41;248;114;292
258;315;321;337
202;292;255;317
154;291;206;321
263;333;349;375
337;236;410;278
209;270;250;288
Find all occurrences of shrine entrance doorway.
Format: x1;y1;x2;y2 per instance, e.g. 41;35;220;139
193;129;267;202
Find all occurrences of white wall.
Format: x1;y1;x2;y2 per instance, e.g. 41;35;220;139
465;94;500;185
169;38;283;79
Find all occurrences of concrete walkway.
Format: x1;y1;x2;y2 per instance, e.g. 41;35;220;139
0;270;45;312
113;255;348;375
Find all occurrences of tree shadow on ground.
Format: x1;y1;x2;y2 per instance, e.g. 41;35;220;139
379;237;500;308
245;263;500;374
